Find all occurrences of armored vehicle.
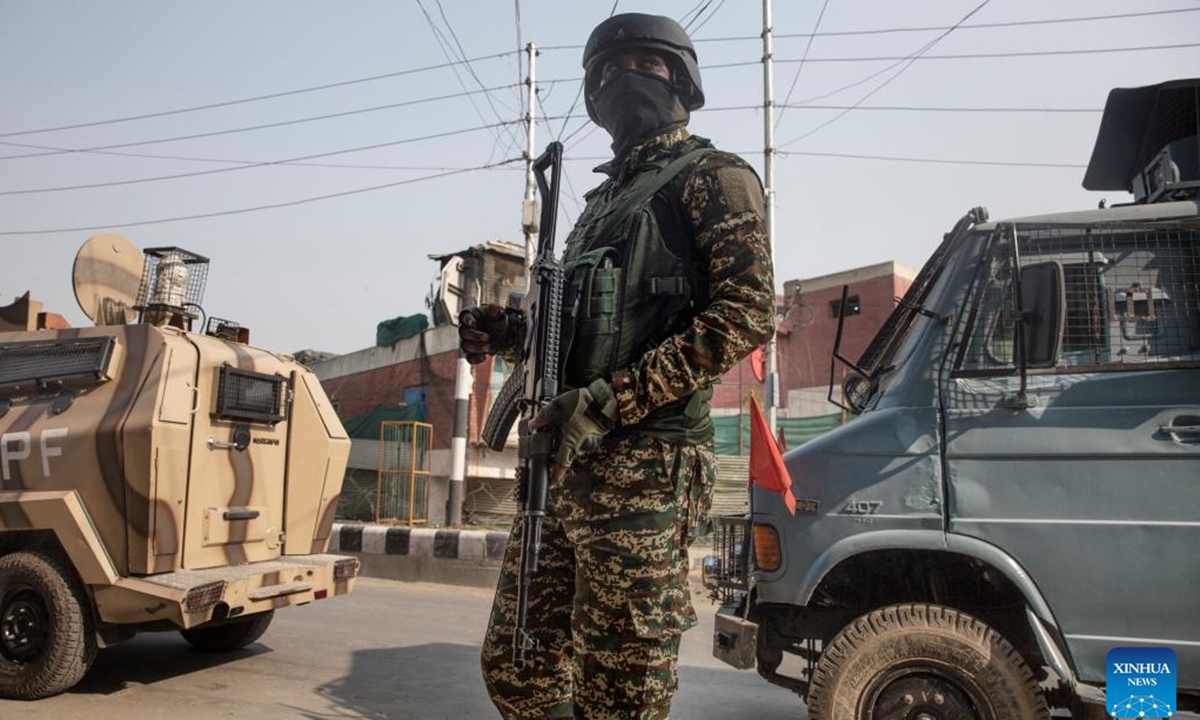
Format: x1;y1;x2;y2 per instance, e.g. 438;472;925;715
0;235;357;699
707;79;1200;718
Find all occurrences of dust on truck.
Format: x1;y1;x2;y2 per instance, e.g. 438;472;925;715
706;79;1200;718
0;235;358;700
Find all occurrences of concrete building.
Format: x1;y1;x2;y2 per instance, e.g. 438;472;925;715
312;244;916;527
707;261;917;418
310;241;525;527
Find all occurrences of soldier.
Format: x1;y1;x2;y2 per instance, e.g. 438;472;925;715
462;12;775;719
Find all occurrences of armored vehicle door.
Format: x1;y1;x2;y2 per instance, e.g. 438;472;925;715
182;336;290;569
943;220;1200;686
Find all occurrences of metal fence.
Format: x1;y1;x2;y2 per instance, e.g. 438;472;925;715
376;421;432;525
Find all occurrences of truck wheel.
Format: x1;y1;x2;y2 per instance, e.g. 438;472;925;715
181;610;274;652
807;604;1048;720
0;551;98;700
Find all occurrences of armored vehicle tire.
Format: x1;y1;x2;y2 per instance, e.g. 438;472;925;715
0;551;98;700
806;604;1048;720
181;610;274;652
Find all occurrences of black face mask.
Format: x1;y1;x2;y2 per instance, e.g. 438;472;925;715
590;69;690;159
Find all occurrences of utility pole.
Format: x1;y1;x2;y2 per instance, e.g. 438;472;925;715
762;0;780;433
521;42;539;279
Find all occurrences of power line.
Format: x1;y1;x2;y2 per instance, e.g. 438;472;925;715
776;0;831;129
780;0;991;149
415;0;521;162
776;6;1200;39
0;158;524;236
689;0;729;34
0;84;522;162
0;138;526;171
0;120;519;195
777;42;1200;64
778;149;1085;168
536;7;1200;51
0;51;519;140
565;150;1084;169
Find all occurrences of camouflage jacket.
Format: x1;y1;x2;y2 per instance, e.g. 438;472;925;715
592;126;776;428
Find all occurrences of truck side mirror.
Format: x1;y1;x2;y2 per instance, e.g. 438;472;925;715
1017;261;1065;368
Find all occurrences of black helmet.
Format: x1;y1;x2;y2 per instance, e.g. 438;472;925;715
583;13;705;124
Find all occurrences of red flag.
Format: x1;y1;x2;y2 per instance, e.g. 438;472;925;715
749;395;796;515
750;347;765;383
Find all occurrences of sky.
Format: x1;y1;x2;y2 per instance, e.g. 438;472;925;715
1;1;1197;354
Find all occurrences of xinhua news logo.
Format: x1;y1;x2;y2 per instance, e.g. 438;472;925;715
1107;647;1176;718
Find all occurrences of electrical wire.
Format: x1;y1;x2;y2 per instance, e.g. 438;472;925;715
688;0;729;35
683;1;715;32
535;7;1200;51
0;120;520;195
0;51;520;140
0;157;524;236
776;149;1085;168
0;84;523;162
779;0;992;149
776;6;1200;39
776;0;831;130
415;0;521;162
777;42;1200;64
0;138;527;171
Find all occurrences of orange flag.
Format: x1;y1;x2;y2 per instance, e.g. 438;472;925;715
749;395;796;515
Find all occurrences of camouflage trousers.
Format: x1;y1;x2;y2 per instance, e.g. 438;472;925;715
481;435;717;720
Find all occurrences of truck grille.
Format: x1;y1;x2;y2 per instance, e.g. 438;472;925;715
710;515;753;605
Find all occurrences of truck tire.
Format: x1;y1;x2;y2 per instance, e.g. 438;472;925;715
0;550;98;700
181;610;274;652
806;604;1048;720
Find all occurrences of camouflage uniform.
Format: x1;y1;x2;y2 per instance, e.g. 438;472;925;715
481;126;775;720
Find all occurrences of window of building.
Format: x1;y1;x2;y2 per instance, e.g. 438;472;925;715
830;295;861;318
402;385;429;418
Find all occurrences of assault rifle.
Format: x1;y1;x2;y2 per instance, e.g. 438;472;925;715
480;141;564;664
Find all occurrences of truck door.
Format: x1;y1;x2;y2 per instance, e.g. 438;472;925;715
943;223;1200;686
182;336;289;569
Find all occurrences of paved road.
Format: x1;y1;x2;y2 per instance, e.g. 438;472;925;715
2;578;805;719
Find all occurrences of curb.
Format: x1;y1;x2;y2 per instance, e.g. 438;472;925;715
330;523;506;588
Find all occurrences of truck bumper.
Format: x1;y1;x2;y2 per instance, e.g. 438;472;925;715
93;553;359;629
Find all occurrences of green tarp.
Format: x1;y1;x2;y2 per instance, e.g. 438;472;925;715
341;404;425;440
712;413;843;456
375;313;429;347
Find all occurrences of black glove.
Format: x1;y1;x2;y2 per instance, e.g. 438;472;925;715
458;305;523;365
529;378;619;472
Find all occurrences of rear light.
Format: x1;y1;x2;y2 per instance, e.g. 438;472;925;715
753;524;781;572
334;558;360;581
184;581;226;613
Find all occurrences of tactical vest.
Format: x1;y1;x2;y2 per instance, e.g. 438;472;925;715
559;142;718;445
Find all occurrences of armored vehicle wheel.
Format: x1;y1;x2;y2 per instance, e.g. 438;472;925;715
181;610;274;652
0;551;98;700
806;604;1048;720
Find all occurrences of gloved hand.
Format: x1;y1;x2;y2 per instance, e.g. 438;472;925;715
458;305;523;364
528;378;619;478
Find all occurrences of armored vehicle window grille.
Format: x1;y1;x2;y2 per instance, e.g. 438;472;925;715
215;365;287;423
134;247;210;314
710;515;752;605
1136;85;1198;175
0;337;115;393
957;221;1200;374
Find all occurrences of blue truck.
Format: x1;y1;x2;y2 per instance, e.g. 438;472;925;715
707;78;1200;719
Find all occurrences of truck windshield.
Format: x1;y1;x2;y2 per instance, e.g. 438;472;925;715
842;210;981;410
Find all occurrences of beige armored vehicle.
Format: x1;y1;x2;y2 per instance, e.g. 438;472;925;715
0;235;356;699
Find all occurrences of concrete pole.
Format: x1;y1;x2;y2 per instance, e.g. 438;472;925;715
447;353;471;526
762;0;780;433
521;42;539;281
